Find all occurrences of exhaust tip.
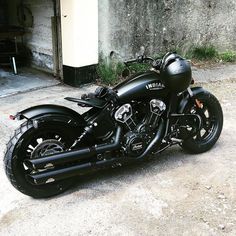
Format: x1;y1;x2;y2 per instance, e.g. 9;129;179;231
45;178;56;184
44;163;54;169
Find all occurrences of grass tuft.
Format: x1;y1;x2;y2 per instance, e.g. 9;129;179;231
127;63;150;74
190;45;218;60
97;58;125;85
219;51;236;62
97;57;152;85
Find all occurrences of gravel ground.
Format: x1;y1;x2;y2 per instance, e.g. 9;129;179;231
0;64;236;236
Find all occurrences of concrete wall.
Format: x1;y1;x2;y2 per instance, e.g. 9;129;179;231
98;0;236;59
23;0;54;71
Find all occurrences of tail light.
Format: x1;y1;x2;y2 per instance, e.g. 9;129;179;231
9;115;16;120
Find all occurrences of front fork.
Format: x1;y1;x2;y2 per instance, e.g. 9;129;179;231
163;87;203;143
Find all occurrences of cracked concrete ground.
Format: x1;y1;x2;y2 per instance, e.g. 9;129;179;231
0;64;236;236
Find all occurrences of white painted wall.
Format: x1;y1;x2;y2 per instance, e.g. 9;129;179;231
60;0;98;67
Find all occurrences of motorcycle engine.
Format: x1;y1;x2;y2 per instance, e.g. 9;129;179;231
114;99;166;158
123;131;148;157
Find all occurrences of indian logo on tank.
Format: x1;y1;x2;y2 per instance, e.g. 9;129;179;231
146;81;165;90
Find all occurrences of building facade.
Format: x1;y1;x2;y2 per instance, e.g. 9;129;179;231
2;0;236;86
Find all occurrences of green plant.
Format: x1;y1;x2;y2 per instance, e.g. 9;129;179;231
168;47;183;56
219;51;236;62
97;56;154;85
127;63;150;74
97;58;125;85
188;45;218;60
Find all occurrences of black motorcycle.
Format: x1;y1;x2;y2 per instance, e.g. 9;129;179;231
4;52;223;198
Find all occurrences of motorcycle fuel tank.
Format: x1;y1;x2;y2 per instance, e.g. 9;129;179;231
114;71;169;102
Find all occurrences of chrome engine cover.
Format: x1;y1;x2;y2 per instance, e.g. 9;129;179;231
114;104;136;130
150;99;166;115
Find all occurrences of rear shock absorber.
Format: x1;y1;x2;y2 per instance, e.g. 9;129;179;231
69;122;98;150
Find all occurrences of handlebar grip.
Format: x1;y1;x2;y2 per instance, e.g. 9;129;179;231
143;57;154;62
124;59;137;64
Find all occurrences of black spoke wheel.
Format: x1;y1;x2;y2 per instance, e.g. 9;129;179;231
4;120;83;198
181;92;223;154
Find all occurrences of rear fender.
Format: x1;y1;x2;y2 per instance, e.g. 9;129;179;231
178;87;206;113
15;104;86;127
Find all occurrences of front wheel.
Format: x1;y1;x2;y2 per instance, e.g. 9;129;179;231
4;120;82;198
181;91;223;154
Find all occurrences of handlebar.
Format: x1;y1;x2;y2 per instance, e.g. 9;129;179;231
124;55;162;70
124;58;137;64
124;56;154;64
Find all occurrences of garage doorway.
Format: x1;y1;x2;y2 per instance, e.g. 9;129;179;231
0;0;63;97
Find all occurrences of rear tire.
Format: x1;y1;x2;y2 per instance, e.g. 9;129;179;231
181;92;223;154
4;120;81;198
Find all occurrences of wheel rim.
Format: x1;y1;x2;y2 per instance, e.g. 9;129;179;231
31;139;65;159
14;124;76;189
25;130;70;160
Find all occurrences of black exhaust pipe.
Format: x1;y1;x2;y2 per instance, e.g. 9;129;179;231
137;118;165;159
25;126;122;170
27;121;165;185
28;158;120;185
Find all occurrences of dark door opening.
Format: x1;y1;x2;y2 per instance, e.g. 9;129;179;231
0;0;62;97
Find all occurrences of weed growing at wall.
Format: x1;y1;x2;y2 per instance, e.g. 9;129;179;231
219;51;236;62
127;63;150;74
188;45;218;60
97;56;152;85
97;57;125;85
186;45;236;63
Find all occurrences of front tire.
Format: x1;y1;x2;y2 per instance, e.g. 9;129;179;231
181;91;223;154
4;120;81;198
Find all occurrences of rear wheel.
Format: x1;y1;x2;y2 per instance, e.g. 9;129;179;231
4;120;82;198
181;92;223;154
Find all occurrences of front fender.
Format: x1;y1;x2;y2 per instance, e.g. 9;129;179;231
15;104;86;126
178;87;207;113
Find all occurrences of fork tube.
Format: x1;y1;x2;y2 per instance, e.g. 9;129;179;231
164;93;178;137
